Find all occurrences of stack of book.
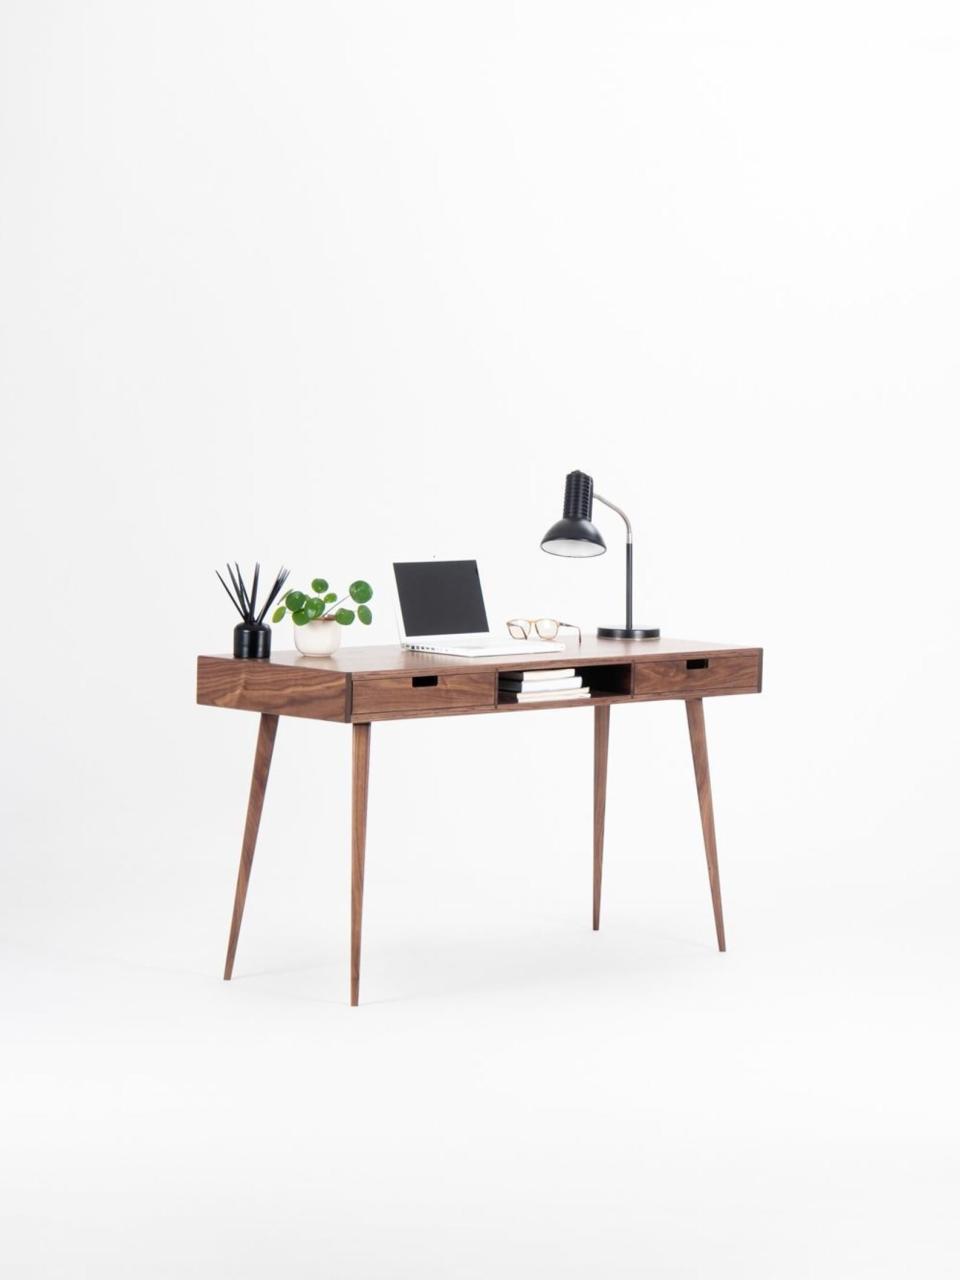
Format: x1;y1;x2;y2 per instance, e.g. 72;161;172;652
498;668;590;703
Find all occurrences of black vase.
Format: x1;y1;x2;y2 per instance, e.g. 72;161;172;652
233;623;271;659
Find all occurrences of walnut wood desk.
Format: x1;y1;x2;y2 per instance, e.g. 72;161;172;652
197;637;762;1005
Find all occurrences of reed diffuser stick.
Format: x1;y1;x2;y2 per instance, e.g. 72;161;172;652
235;564;251;620
255;566;290;625
249;562;260;623
215;570;244;618
226;564;246;620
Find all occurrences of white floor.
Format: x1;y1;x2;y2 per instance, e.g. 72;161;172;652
4;723;958;1277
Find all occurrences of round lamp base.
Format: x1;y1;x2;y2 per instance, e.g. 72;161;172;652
597;625;660;640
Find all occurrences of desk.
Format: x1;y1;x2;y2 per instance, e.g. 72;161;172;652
197;637;762;1004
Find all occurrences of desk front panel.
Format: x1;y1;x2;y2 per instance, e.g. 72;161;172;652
196;644;762;723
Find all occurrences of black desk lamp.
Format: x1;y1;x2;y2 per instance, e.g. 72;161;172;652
541;470;659;640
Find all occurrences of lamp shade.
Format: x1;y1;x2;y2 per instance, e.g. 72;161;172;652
540;470;606;557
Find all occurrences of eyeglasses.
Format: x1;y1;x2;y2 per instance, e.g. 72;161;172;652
507;618;582;645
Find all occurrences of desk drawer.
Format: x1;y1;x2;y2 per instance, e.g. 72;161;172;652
633;653;761;698
352;671;496;716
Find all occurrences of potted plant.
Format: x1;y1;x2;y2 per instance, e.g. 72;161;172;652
272;576;373;656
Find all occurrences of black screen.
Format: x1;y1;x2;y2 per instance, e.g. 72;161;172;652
393;560;490;637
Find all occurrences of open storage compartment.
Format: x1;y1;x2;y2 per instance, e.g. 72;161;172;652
576;663;632;697
495;662;635;711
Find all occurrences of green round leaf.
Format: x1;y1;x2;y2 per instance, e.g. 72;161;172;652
335;608;355;625
286;590;306;612
349;580;373;604
311;578;329;594
323;592;336;604
271;605;287;623
292;608;311;626
304;597;322;620
357;605;372;625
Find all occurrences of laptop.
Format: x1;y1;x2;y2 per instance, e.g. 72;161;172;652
393;560;564;657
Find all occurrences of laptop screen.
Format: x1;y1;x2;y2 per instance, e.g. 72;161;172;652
393;560;490;637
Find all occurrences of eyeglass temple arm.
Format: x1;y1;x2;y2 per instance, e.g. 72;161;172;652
594;492;634;630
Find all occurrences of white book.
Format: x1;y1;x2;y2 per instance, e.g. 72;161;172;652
501;668;576;682
501;687;591;703
499;676;583;693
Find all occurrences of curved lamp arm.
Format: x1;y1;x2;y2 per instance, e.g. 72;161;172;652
594;492;632;544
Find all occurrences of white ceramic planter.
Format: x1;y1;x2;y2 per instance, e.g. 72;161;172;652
294;619;342;657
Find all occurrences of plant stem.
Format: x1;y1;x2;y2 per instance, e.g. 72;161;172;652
321;593;351;620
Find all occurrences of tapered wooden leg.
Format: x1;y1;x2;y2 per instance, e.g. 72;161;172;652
685;698;726;951
350;722;372;1006
223;713;279;980
593;704;610;930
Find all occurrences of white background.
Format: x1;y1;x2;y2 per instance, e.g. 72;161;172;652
2;2;959;1276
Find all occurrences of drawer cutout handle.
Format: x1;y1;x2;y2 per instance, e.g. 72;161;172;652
412;675;439;688
686;658;709;670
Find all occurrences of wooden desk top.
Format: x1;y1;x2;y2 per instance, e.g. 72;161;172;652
199;636;758;677
197;637;763;722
